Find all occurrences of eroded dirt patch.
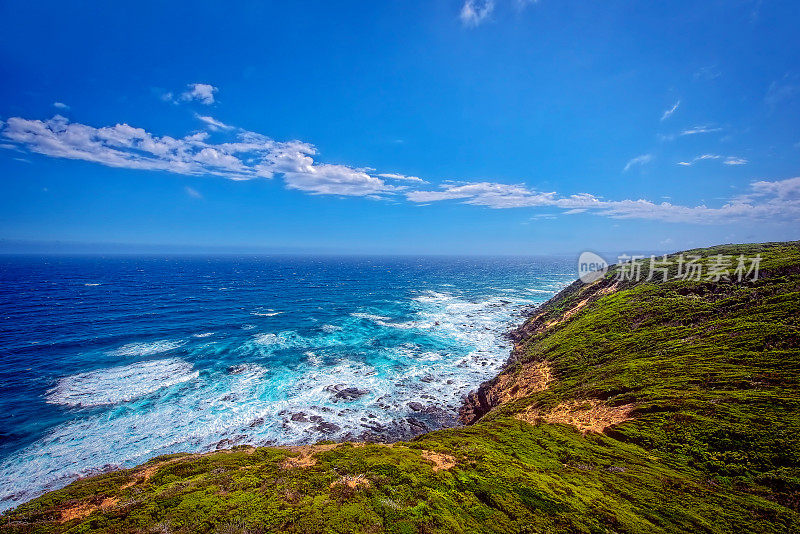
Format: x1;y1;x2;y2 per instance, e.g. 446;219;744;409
330;474;371;489
517;399;635;433
545;298;589;329
460;360;554;424
493;361;553;404
281;443;339;469
421;450;456;471
59;497;118;523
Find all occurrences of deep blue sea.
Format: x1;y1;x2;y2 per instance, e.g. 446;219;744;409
0;255;574;510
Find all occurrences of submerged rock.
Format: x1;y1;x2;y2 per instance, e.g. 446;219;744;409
331;386;369;401
314;421;341;434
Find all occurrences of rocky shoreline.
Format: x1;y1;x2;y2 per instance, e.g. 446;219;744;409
458;275;615;425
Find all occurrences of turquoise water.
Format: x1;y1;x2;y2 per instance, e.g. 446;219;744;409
0;255;574;510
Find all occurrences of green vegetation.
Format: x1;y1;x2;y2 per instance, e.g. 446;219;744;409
2;241;799;533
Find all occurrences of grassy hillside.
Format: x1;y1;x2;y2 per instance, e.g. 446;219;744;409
2;241;799;533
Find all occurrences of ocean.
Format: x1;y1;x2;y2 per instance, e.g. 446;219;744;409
0;255;574;510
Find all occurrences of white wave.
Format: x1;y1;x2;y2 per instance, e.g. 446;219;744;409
193;332;214;338
83;283;101;287
0;276;575;512
411;290;452;303
252;331;310;349
350;312;392;322
108;340;186;357
252;311;283;317
304;351;323;365
227;363;268;379
46;358;198;408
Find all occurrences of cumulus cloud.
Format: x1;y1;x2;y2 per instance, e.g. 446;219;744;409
660;101;680;121
284;164;397;197
623;153;652;172
0;115;397;197
0;115;307;181
460;0;494;27
181;83;218;105
53;102;70;110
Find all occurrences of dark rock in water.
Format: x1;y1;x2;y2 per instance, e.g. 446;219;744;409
309;415;323;423
361;422;385;432
290;412;308;422
407;418;428;431
333;387;369;401
221;393;239;402
315;421;341;434
407;401;424;411
249;417;265;427
420;375;435;383
215;438;234;450
227;364;254;375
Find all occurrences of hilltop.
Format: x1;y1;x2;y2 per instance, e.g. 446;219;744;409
2;241;799;533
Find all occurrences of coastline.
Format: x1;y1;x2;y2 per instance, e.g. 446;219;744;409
4;241;799;533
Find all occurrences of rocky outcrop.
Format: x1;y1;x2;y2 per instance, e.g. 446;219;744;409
459;360;553;424
459;274;621;425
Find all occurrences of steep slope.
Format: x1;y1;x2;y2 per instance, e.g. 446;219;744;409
2;241;799;534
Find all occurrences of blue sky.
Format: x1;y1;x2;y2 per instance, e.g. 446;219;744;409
0;0;798;254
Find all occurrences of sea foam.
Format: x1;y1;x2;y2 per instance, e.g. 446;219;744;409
46;358;198;408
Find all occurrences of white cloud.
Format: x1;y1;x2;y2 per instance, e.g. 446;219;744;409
53;102;70;110
723;156;748;165
184;186;202;199
194;114;233;131
678;154;748;167
406;177;800;224
747;176;800;201
0;115;396;197
284;164;396;197
377;172;426;183
2;111;797;224
677;154;720;166
680;125;722;136
0;115;309;181
660;101;680;121
623;153;652;172
460;0;494;27
181;83;218;105
765;77;799;108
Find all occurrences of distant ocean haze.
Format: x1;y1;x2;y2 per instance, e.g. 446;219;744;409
0;255;573;510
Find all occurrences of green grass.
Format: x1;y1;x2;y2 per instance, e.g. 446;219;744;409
2;241;799;533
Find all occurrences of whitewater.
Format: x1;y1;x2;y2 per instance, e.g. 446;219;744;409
0;255;573;510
